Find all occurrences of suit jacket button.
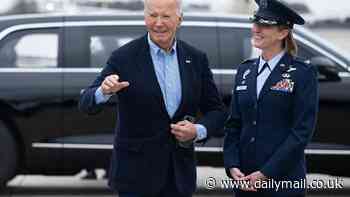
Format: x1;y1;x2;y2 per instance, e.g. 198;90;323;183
250;137;255;143
252;121;257;125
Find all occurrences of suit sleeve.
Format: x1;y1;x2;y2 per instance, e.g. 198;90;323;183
196;53;227;140
261;65;319;178
223;66;242;178
78;53;119;114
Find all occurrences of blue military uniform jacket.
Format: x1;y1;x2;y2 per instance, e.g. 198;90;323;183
224;53;319;196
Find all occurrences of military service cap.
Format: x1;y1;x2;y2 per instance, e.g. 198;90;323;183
251;0;305;28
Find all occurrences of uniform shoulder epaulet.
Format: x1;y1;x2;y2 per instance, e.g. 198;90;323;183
241;58;255;64
293;56;311;69
294;56;310;64
240;58;256;65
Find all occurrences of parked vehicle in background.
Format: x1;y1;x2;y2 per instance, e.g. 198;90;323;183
0;13;350;187
283;0;350;25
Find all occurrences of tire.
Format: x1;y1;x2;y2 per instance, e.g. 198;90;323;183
0;124;18;188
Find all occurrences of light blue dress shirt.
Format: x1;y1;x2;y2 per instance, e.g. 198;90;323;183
257;50;285;97
94;34;207;141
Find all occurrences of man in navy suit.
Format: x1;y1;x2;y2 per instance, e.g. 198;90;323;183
79;0;226;196
224;0;319;196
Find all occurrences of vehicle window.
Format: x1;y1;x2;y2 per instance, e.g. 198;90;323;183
88;26;146;67
297;42;346;72
219;27;253;69
296;43;318;60
178;26;219;69
90;36;135;67
0;30;58;68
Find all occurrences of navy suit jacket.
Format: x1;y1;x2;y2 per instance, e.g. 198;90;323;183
79;35;226;195
223;53;319;196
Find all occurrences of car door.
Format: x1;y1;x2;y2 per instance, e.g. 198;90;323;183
217;24;254;105
176;23;226;158
0;26;64;172
62;22;146;172
295;34;350;150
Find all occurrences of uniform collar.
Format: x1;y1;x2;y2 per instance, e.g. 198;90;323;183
258;50;286;72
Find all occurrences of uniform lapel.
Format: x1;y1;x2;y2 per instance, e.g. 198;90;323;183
258;53;291;101
135;35;169;118
247;59;259;103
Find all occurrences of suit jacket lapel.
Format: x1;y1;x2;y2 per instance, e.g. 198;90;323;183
172;41;190;119
258;53;291;101
135;35;169;118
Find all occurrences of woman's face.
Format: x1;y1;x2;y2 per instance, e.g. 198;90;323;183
251;23;289;51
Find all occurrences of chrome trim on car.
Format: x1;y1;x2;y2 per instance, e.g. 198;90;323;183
305;149;350;155
211;69;237;75
32;143;113;150
294;34;349;70
0;20;246;41
0;68;101;73
32;142;350;155
339;72;350;77
0;68;239;75
0;19;348;71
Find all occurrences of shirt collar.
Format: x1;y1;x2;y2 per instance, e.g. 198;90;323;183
259;50;286;72
147;33;177;55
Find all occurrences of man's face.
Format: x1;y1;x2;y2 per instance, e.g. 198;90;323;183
251;23;288;51
144;0;182;50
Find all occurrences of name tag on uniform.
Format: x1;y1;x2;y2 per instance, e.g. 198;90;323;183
236;85;247;91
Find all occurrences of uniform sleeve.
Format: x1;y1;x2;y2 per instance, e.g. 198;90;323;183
223;66;243;178
261;65;319;178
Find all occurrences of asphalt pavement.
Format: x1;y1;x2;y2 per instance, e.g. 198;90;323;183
1;167;350;197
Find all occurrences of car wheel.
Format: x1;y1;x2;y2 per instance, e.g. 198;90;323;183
0;124;18;188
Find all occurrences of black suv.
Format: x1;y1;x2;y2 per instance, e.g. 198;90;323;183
1;13;350;187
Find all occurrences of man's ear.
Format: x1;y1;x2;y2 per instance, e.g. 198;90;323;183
178;13;183;26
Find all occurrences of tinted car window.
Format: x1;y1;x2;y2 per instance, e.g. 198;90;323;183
90;35;135;67
0;29;59;68
219;27;253;69
297;41;346;72
178;26;219;68
88;26;146;67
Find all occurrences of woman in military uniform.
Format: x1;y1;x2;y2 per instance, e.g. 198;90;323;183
223;0;319;196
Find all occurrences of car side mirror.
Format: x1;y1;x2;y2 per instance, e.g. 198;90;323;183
310;56;341;82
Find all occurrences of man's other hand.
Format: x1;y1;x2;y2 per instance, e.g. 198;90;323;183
170;120;197;142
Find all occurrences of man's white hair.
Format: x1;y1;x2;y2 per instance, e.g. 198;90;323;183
144;0;183;16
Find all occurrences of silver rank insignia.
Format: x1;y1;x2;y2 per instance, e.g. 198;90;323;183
287;66;297;73
243;69;251;79
282;73;291;78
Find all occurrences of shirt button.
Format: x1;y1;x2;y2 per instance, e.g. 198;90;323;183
252;121;257;125
250;137;255;143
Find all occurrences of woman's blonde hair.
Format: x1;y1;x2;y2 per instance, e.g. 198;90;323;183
279;26;298;56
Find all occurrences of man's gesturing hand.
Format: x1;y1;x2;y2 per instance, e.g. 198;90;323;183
101;74;129;95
